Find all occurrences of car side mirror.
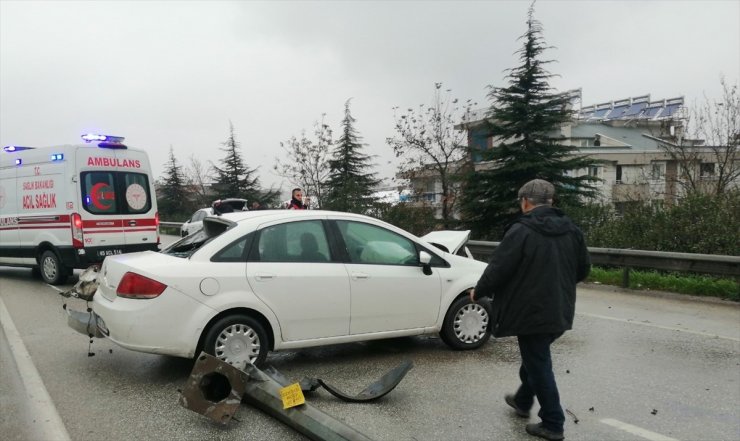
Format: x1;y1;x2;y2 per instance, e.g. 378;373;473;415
419;251;433;276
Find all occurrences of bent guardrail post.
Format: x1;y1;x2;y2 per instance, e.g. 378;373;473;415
180;352;375;441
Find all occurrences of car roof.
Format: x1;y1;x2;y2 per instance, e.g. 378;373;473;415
205;210;409;236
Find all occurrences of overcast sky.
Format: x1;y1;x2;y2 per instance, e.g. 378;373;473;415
2;0;738;193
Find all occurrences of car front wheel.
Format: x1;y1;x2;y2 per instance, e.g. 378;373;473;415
203;314;268;369
440;295;491;350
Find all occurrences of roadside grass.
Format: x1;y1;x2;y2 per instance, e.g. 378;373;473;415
587;267;739;301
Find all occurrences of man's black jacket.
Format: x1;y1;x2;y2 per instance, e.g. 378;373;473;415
473;206;591;337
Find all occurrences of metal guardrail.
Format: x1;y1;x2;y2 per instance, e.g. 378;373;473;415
160;221;184;229
159;220;739;285
467;240;740;287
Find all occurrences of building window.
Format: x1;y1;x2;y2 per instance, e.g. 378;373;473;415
615;165;623;183
651;163;665;180
700;163;715;178
588;166;600;177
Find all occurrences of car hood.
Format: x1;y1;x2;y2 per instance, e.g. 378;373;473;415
421;230;471;255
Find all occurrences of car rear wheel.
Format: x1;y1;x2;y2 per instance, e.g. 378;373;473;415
39;250;68;285
440;295;491;350
203;314;268;369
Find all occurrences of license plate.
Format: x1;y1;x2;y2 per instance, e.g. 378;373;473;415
98;249;122;257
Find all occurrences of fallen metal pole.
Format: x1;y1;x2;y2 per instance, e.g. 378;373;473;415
180;353;375;441
241;363;375;441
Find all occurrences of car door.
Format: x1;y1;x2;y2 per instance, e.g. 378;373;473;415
334;220;442;335
246;219;350;342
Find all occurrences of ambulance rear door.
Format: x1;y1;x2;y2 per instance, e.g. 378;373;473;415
77;146;127;255
76;141;157;258
117;148;158;248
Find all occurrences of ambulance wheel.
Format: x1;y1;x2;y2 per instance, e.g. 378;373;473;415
39;250;68;285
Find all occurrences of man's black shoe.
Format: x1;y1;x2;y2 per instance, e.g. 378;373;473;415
525;423;564;441
504;394;530;418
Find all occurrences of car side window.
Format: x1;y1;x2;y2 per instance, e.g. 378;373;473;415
211;233;254;263
254;220;331;263
336;221;418;266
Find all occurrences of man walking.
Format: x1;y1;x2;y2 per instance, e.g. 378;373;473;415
470;179;590;441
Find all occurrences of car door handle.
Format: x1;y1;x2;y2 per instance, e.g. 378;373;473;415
255;273;276;281
128;220;137;226
351;272;369;280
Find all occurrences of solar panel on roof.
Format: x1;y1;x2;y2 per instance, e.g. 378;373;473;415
592;108;610;118
622;102;648;117
606;106;629;119
642;107;663;118
661;104;681;117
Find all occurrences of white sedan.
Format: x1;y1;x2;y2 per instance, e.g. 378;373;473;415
92;210;491;368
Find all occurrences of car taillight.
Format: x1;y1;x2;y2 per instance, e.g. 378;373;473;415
116;272;167;299
71;213;84;248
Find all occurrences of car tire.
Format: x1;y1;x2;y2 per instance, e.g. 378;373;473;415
203;314;268;369
440;295;491;350
39;250;68;285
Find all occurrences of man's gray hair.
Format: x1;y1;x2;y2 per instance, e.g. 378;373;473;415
518;179;555;205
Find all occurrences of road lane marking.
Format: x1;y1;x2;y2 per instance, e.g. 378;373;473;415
600;418;680;441
578;312;740;342
0;296;72;441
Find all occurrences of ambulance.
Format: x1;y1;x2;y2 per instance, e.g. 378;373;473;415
0;134;159;284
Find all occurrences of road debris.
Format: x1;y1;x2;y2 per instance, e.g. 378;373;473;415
180;352;387;440
565;408;579;424
59;266;99;301
266;360;414;403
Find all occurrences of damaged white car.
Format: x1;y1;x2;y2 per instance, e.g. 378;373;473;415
71;211;490;368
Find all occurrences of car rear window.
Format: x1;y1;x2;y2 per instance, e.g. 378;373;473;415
162;218;235;258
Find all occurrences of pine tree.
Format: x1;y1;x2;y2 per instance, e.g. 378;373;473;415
212;122;268;204
460;3;599;239
157;146;192;221
322;99;381;213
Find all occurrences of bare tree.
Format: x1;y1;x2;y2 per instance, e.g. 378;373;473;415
386;83;473;228
274;116;333;208
662;77;739;196
185;154;212;207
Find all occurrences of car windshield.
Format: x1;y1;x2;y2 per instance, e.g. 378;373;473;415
163;217;235;258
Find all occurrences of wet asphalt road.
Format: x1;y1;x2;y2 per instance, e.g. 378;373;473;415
1;240;738;441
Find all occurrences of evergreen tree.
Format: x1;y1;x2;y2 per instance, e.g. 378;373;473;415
212;122;272;204
460;4;599;239
157;146;192;221
323;99;381;213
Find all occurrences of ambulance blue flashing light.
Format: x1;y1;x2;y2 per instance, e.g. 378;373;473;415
51;153;64;161
81;133;127;149
3;145;34;152
81;133;125;144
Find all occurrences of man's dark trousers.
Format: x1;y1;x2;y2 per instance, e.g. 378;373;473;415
513;333;565;432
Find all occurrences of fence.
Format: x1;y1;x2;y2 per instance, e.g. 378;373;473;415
467;240;740;287
158;221;740;287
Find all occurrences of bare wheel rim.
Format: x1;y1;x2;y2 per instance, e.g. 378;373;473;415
453;303;489;343
214;323;261;369
42;256;58;280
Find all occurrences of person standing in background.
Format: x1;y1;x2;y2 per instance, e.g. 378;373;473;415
286;188;308;210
